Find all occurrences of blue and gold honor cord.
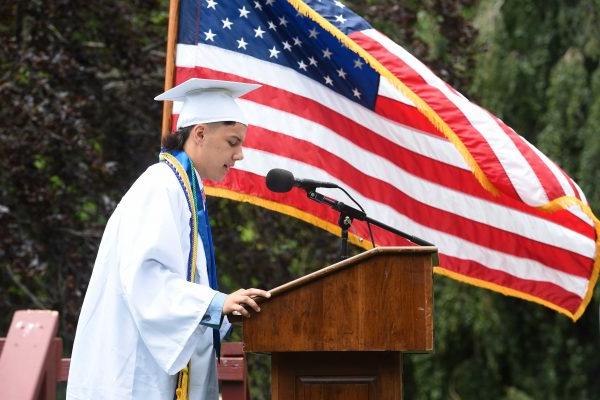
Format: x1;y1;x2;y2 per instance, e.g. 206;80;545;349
159;152;198;400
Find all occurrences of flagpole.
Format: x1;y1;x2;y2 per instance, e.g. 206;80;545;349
161;0;180;142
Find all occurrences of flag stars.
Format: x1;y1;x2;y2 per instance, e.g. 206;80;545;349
335;14;347;24
239;6;250;18
237;37;248;50
269;46;280;59
204;29;216;42
222;18;233;29
195;3;371;105
254;26;266;38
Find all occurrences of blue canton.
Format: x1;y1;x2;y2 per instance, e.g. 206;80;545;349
178;0;380;109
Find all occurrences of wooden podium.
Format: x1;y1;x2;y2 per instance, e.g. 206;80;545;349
241;246;435;400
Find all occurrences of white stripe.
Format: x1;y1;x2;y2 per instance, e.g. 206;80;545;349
176;43;469;170
234;149;589;298
524;140;593;224
526;139;576;198
360;29;554;207
377;76;415;106
231;101;595;258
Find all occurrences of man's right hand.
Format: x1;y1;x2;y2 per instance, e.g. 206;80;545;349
223;288;271;318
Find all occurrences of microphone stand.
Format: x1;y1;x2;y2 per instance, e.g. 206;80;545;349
305;188;435;260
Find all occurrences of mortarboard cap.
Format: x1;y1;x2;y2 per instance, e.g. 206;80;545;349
155;78;261;129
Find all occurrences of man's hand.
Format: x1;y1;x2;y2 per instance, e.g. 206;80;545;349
223;288;271;318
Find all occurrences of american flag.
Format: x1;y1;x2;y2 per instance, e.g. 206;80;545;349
168;0;599;320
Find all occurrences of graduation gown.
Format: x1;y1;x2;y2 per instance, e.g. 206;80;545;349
66;162;229;400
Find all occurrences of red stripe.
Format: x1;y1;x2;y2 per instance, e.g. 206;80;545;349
176;67;509;200
209;169;344;229
491;112;568;201
561;166;582;201
439;254;582;314
241;127;593;278
174;65;594;238
374;95;445;138
350;31;523;201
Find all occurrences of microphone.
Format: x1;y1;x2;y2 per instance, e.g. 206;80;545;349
265;168;338;193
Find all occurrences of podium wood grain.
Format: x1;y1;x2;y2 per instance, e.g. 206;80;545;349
272;352;403;400
243;247;434;352
240;246;435;400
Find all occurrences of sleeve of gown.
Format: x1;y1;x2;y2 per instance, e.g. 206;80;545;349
200;291;226;328
117;165;217;375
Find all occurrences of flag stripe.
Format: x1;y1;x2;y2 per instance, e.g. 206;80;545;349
232;150;590;299
438;254;584;312
494;115;576;201
175;64;594;239
212;162;589;304
175;44;470;169
354;29;556;205
240;100;594;255
174;64;595;253
241;126;594;278
212;169;585;313
374;94;445;138
355;27;591;211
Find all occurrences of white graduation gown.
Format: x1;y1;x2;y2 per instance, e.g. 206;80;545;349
66;162;230;400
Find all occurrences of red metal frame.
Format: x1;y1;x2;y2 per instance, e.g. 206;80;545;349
0;310;250;400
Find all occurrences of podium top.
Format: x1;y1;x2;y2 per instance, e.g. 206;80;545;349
269;246;437;298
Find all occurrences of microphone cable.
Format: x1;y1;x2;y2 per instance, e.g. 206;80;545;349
336;185;376;249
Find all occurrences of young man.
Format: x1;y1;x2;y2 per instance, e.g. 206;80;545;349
67;79;270;400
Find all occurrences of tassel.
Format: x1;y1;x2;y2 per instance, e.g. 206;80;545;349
175;365;189;400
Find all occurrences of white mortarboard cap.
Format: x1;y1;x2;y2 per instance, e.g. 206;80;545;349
154;78;261;129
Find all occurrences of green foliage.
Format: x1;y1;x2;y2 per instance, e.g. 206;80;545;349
405;278;600;400
579;67;600;206
349;0;478;89
415;10;448;62
538;48;588;173
0;0;167;342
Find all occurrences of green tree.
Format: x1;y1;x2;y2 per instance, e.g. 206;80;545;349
0;0;168;341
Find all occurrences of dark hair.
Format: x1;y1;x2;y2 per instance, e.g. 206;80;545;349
161;126;193;151
161;121;237;151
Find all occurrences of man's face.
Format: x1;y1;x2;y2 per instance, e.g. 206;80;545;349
193;122;247;182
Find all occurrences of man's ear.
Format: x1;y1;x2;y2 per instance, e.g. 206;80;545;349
192;124;206;145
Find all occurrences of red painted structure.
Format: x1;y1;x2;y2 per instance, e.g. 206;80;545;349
0;310;250;400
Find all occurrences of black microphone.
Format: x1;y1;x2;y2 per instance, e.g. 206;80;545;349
265;168;338;193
